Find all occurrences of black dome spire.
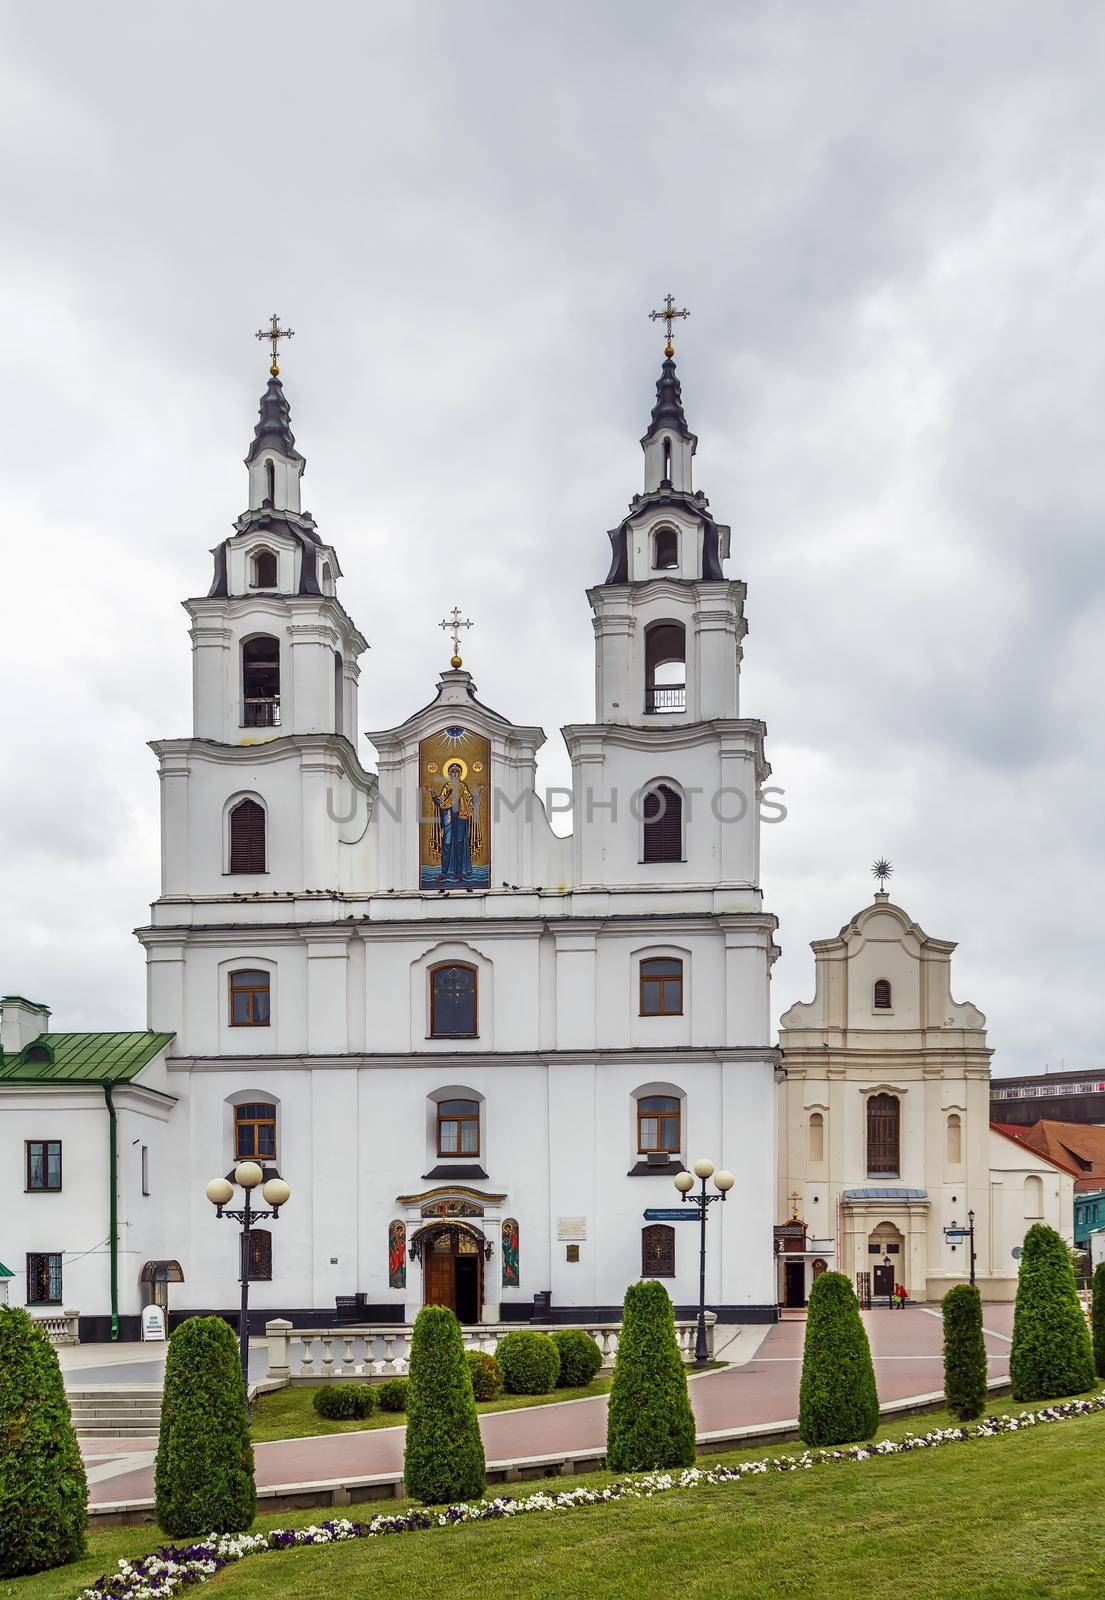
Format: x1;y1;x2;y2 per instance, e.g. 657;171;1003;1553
645;357;693;442
246;377;298;464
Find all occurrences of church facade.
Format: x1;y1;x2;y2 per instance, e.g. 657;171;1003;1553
131;342;780;1329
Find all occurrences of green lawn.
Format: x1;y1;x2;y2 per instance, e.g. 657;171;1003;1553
248;1374;614;1441
8;1397;1105;1600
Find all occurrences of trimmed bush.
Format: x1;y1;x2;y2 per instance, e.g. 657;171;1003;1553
1010;1223;1096;1401
155;1315;256;1537
798;1270;879;1446
495;1330;560;1395
1093;1261;1105;1380
942;1284;987;1421
377;1377;409;1413
311;1383;375;1421
466;1350;503;1401
551;1329;604;1388
0;1306;88;1577
606;1280;696;1471
404;1306;485;1504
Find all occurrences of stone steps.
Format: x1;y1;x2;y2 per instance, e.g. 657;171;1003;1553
67;1388;162;1437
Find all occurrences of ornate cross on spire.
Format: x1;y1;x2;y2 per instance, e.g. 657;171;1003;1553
440;606;474;670
872;857;894;894
648;292;690;358
256;313;295;377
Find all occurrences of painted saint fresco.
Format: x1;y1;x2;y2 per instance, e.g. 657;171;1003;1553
419;726;491;889
388;1219;406;1290
502;1217;520;1287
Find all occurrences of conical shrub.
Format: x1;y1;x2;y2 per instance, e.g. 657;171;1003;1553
0;1306;87;1577
942;1284;987;1421
606;1280;696;1471
1010;1223;1095;1401
404;1306;486;1504
155;1316;255;1536
1092;1260;1105;1380
798;1270;879;1446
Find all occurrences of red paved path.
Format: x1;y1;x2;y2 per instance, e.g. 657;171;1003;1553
89;1305;1014;1506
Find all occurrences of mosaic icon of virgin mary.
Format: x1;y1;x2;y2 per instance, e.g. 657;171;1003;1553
419;726;491;889
431;759;483;883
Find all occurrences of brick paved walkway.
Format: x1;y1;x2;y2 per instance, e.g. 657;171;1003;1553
85;1304;1014;1506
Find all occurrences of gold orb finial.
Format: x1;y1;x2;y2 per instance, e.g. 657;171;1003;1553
451;652;463;669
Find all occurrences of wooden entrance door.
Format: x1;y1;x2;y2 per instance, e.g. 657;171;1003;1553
872;1262;894;1300
784;1260;806;1308
420;1226;483;1321
424;1246;455;1309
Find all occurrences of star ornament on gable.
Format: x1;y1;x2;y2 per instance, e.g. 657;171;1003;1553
871;858;894;894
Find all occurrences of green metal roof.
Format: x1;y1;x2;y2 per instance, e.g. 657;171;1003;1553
0;1263;13;1278
0;1032;173;1084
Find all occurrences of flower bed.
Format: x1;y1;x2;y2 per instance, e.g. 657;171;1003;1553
80;1395;1105;1600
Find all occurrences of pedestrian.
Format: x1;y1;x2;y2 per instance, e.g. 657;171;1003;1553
894;1282;907;1310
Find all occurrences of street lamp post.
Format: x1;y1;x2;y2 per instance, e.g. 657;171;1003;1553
674;1158;735;1366
206;1162;291;1390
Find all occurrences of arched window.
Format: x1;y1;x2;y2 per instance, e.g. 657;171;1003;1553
662;438;672;482
228;798;266;874
642;785;683;863
1024;1174;1044;1220
264;460;275;505
637;1095;681;1154
242;636;281;727
653;527;679;570
645;621;686;713
873;979;892;1010
229;970;271;1028
251;548;278;588
234;1100;276;1158
946;1113;962;1165
866;1093;900;1177
437;1097;480;1156
246;1229;272;1281
809;1111;825;1164
334;652;344;737
321;561;334;595
639;957;683;1016
429;964;478;1038
642;1223;675;1277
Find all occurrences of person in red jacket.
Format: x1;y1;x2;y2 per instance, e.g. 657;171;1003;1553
894;1282;907;1309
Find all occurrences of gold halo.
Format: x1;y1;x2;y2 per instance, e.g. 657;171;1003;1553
443;757;468;782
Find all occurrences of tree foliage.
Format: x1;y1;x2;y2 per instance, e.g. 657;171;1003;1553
942;1284;987;1421
404;1307;485;1504
0;1306;88;1577
1010;1224;1095;1401
312;1383;375;1420
1092;1261;1105;1381
606;1281;696;1471
465;1350;503;1400
154;1316;256;1537
551;1329;604;1388
495;1330;560;1394
377;1378;409;1412
798;1271;880;1447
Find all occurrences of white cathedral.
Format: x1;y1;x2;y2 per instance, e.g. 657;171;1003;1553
0;331;1073;1339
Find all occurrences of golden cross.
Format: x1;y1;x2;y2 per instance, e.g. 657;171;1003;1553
648;292;690;358
789;1191;802;1220
256;313;295;377
440;606;474;669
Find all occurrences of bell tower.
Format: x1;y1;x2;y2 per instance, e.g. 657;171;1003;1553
588;304;746;725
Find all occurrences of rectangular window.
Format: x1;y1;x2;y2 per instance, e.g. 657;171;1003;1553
141;1145;150;1197
27;1252;62;1305
26;1140;62;1192
429;965;477;1039
229;969;271;1027
637;1095;681;1154
235;1103;277;1161
437;1098;480;1157
642;1224;675;1278
639;958;683;1016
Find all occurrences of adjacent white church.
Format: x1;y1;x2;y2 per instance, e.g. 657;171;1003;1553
0;332;1074;1337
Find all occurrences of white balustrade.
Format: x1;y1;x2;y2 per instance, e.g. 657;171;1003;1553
32;1308;80;1346
265;1314;714;1382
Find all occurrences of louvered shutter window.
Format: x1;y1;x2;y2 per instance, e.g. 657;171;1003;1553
642;786;682;863
229;800;266;874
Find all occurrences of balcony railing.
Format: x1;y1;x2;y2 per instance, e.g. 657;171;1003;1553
243;697;281;728
645;686;686;714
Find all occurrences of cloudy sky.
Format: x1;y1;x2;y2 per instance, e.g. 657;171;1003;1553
3;2;1104;1075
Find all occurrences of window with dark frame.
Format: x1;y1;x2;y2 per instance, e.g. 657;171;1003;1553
141;1145;150;1196
644;622;686;712
244;1229;272;1281
653;526;679;569
229;969;270;1027
26;1140;62;1192
429;964;477;1038
866;1093;901;1177
639;957;683;1016
252;547;278;586
642;1223;675;1278
437;1098;480;1157
242;636;281;727
27;1251;62;1305
873;978;892;1009
642;785;683;863
234;1102;277;1161
228;798;266;874
637;1095;681;1154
